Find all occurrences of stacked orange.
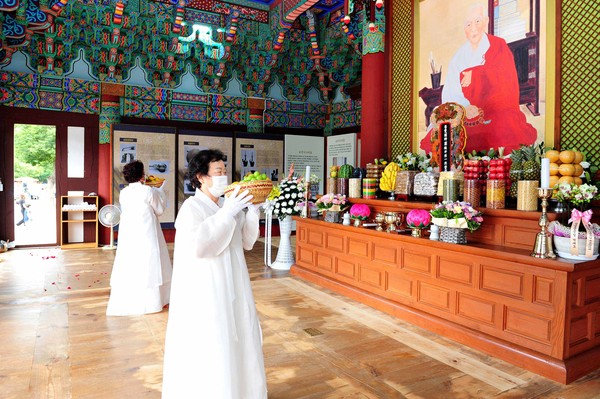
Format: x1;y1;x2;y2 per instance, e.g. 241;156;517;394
545;150;584;188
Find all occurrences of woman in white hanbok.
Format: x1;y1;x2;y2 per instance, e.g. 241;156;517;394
162;149;267;399
106;160;172;316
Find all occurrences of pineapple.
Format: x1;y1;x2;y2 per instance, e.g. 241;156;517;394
509;148;524;197
522;144;541;181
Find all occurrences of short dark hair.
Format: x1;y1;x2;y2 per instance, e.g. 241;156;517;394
187;149;226;189
123;160;144;183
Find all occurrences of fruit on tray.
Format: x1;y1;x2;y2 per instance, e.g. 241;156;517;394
145;175;165;187
224;173;273;204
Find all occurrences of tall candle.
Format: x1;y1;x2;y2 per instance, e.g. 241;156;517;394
540;158;550;188
305;165;310;182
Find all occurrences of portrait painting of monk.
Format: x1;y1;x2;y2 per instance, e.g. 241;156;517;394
418;0;546;154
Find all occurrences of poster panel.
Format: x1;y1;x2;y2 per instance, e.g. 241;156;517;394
284;135;325;194
235;135;284;184
177;131;233;210
112;125;176;225
326;133;357;174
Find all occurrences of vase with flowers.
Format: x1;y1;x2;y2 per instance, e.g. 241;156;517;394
430;201;483;244
406;209;432;238
548;183;600;260
265;169;306;270
349;203;371;227
316;193;349;223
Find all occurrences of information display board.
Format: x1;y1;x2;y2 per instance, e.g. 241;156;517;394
112;125;176;225
284;135;325;194
326;133;357;172
177;131;233;210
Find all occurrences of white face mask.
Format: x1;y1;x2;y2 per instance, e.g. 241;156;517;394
207;175;228;197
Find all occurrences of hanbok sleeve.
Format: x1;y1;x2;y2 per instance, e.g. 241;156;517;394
176;203;237;259
149;186;167;216
241;207;260;251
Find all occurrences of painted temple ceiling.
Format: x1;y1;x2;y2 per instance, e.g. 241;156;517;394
0;0;373;102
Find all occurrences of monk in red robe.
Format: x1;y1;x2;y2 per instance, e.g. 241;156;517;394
421;3;537;153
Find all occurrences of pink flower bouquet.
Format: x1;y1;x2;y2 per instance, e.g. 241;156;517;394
406;209;431;228
349;204;371;220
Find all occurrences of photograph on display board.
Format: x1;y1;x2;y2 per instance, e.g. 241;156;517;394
112;127;177;225
119;141;137;164
148;160;170;174
177;135;233;205
235;138;283;184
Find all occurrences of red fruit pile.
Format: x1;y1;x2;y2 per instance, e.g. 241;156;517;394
463;159;487;180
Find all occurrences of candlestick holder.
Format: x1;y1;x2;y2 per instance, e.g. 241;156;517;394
531;187;556;259
301;182;311;218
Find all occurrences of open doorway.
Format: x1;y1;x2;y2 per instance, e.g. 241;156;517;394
13;124;57;246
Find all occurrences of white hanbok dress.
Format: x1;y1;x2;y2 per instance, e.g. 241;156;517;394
106;182;172;316
162;190;267;399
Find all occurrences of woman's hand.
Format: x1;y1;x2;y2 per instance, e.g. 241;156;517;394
221;185;253;217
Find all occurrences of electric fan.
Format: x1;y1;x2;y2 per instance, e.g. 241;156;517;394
98;204;121;250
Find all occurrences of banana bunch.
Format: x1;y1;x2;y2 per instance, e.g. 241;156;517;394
379;162;400;191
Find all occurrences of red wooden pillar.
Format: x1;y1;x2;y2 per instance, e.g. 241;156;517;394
360;51;386;166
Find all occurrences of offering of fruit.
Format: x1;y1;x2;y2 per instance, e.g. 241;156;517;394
223;172;273;204
338;164;354;179
506;144;543;197
329;165;339;178
544;149;585;188
145;175;165;187
379;162;400;191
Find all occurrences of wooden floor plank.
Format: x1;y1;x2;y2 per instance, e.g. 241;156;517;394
0;243;599;398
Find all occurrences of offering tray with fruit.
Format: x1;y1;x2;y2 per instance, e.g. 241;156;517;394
224;171;273;204
145;175;165;188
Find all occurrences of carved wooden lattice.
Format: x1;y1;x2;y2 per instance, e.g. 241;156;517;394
559;0;600;166
390;1;413;159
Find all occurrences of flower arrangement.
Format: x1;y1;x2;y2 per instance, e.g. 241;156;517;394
406;209;432;228
349;203;371;220
309;173;321;185
396;152;431;172
554;183;599;209
269;176;306;220
430;201;483;232
315;193;349;213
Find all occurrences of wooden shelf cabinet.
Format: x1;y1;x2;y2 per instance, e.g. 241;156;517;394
60;195;98;249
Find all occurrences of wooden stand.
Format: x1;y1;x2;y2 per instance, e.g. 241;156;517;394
291;208;600;384
60;196;98;249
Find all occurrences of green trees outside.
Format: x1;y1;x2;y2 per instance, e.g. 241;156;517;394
14;124;56;183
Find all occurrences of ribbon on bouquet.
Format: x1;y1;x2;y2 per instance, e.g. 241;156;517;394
568;209;594;258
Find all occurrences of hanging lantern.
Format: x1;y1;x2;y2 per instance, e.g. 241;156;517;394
343;15;351;25
375;0;384;9
369;23;376;33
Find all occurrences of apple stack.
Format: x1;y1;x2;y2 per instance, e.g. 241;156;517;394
463;158;487;206
545;149;584;188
